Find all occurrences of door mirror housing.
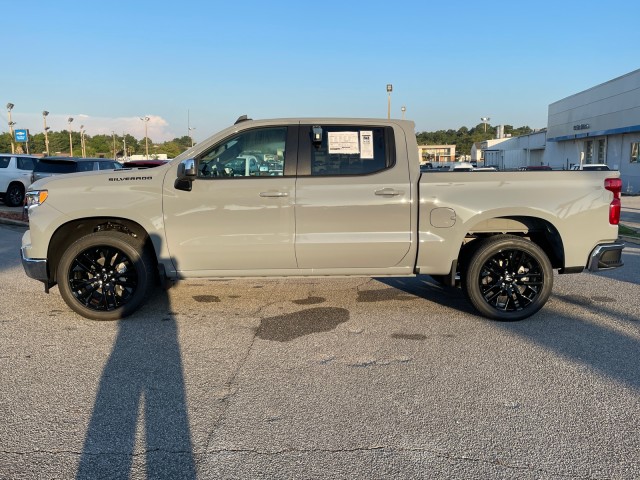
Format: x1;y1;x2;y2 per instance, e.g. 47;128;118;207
177;158;197;179
175;158;197;191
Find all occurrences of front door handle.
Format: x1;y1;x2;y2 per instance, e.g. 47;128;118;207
259;191;289;198
375;188;403;197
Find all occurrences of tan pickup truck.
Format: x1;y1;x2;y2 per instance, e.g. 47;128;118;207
21;117;624;321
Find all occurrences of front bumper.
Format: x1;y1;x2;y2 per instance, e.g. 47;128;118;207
587;242;625;271
20;246;49;282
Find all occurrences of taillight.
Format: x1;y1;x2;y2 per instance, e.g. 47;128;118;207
604;178;622;225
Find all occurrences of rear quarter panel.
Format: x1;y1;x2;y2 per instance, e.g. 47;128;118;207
416;171;620;273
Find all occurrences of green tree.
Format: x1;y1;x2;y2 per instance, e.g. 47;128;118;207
0;132;11;152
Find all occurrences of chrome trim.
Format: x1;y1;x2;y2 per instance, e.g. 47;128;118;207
20;247;49;281
587;242;625;271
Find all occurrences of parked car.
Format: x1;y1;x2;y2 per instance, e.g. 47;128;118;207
450;162;474;171
571;163;610;171
122;159;169;169
419;162;433;172
31;157;123;183
519;165;553;171
0;154;39;206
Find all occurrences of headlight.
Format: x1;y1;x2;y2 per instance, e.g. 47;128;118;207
25;190;49;208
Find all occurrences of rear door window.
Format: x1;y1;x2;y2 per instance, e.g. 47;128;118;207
35;160;77;174
298;126;394;176
17;157;36;170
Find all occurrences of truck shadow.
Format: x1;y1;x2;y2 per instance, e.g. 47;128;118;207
76;289;196;479
381;275;640;392
378;275;478;315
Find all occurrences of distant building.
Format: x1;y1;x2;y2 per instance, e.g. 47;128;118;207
417;145;456;164
545;69;640;192
481;131;546;170
474;68;640;191
128;154;169;161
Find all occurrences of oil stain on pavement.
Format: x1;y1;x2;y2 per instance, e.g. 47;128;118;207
256;307;349;342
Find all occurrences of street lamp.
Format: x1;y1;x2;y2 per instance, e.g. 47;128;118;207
140;116;150;159
401;106;406;119
386;84;393;120
79;125;86;158
112;131;117;160
67;117;74;156
42;111;50;156
481;117;491;133
188;126;196;147
7;103;15;154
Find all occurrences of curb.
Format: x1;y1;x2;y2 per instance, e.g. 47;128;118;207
0;217;28;228
620;235;640;246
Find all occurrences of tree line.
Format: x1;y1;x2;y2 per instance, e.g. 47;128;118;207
0;122;535;158
0;130;193;158
416;123;534;157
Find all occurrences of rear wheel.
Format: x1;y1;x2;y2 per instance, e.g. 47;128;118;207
462;235;553;321
57;232;155;320
5;183;25;207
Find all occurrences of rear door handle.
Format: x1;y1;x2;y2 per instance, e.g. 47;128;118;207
375;188;403;196
259;191;289;198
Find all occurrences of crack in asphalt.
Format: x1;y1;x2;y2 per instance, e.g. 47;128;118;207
1;447;601;479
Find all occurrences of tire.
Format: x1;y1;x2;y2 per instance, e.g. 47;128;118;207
5;183;25;207
57;231;155;320
462;235;553;321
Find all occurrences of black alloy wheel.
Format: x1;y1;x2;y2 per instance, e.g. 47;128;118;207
58;231;154;320
5;183;25;207
463;235;553;321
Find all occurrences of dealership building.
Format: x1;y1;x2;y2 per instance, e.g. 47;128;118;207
479;68;640;193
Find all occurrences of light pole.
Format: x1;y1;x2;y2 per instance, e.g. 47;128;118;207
481;117;491;133
140;116;150;159
80;125;86;158
189;126;196;147
67;117;74;156
112;131;117;159
42;111;50;156
7;103;15;154
401;105;406;119
386;84;393;119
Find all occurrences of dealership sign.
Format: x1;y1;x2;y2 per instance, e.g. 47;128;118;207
14;129;29;142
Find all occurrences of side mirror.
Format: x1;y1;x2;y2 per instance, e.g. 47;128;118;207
175;158;196;191
177;158;197;179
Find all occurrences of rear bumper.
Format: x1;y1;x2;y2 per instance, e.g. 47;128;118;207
587;242;625;271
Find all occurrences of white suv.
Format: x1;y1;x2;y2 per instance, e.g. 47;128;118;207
0;154;38;207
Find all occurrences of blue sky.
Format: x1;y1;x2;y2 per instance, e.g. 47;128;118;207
1;0;638;142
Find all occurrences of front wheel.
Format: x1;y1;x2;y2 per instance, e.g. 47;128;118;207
462;235;553;321
5;183;25;207
57;232;155;320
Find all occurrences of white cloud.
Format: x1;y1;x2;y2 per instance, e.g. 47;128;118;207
5;112;179;142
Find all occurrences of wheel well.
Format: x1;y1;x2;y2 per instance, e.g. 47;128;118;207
48;218;156;284
460;216;564;271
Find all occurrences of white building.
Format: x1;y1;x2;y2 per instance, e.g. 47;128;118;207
417;144;456;164
545;69;640;192
477;69;640;192
479;132;546;169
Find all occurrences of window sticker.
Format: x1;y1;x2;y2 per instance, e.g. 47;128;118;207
360;131;374;159
328;131;360;155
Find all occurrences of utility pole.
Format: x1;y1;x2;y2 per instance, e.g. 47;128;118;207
7;103;15;154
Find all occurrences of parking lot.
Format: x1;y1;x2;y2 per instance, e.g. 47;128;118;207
0;206;639;479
